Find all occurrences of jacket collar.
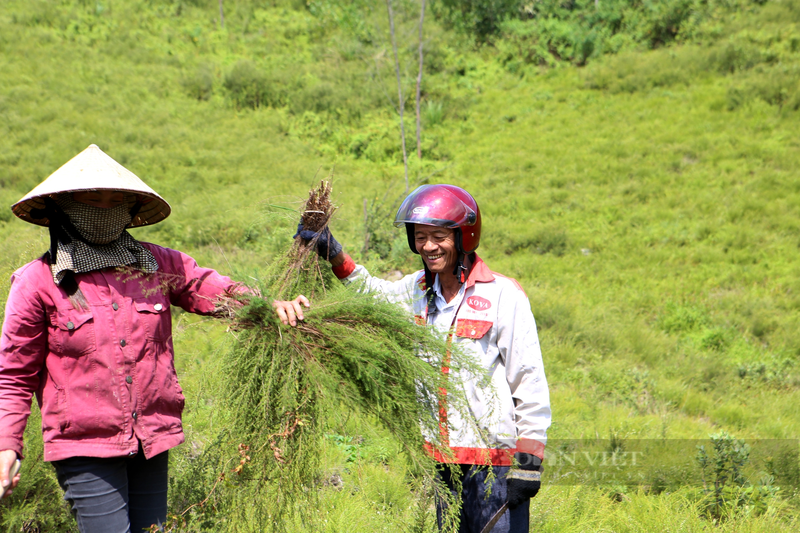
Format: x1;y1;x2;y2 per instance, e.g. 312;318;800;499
464;254;494;289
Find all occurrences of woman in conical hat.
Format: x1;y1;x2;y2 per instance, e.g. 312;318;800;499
0;145;308;532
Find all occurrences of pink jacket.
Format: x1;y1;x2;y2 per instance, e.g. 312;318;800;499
0;243;240;461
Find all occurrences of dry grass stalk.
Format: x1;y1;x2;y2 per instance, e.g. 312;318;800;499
279;179;337;297
300;179;334;232
214;179;338;318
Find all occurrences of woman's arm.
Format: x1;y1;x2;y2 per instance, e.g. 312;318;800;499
0;450;20;498
143;244;247;315
0;272;48;461
145;243;310;325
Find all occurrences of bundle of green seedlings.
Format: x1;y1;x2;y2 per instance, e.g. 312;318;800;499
177;182;480;532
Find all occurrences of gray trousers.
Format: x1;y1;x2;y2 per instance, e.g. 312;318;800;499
53;444;169;533
437;463;530;533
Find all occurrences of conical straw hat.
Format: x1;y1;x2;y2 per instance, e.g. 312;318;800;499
12;144;171;228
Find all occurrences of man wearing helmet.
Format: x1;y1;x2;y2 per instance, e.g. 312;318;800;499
297;184;551;533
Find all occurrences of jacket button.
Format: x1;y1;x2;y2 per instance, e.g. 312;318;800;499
154;303;163;311
66;321;75;330
132;412;137;420
120;339;126;347
112;303;119;311
126;375;133;384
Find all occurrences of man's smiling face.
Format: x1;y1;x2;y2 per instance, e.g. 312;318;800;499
414;224;458;275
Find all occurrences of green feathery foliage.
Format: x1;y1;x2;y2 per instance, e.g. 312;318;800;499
177;185;477;531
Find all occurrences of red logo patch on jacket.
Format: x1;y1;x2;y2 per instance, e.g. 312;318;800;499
455;319;493;339
466;296;491;311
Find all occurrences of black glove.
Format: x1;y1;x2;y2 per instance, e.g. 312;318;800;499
506;452;542;508
294;223;343;260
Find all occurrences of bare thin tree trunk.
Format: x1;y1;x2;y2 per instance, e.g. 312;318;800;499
362;198;370;254
219;0;225;28
415;0;426;161
386;0;409;193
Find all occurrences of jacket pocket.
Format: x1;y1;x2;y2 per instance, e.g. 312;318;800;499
55;385;69;432
41;381;71;434
155;355;185;424
171;373;186;416
455;319;493;339
134;296;171;341
49;309;96;356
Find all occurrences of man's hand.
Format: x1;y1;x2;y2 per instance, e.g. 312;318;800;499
0;450;20;499
273;295;310;327
294;223;343;261
506;452;542;508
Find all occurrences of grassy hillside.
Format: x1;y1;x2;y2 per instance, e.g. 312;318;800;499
2;0;800;530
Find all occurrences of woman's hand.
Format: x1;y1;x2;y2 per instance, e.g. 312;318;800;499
272;295;310;327
0;450;20;499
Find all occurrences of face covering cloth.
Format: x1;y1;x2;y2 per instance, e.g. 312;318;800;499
48;194;159;284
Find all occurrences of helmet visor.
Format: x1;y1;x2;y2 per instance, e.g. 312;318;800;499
394;185;477;228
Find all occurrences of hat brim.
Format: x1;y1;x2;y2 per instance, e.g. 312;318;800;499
12;190;171;228
10;144;172;228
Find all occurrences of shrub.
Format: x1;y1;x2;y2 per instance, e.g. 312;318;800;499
726;64;800;111
361;190;405;260
181;64;214;101
423;100;444;127
696;431;749;507
737;358;796;389
452;0;771;68
764;442;800;491
583;49;697;93
290;81;347;115
708;40;766;73
658;303;708;333
223;60;273;110
627;0;695;48
699;328;728;351
498;17;601;68
694;431;782;520
432;0;523;42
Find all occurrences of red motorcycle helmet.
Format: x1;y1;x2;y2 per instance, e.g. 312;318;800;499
394;184;482;255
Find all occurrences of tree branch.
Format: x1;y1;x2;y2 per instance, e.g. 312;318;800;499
416;0;426;161
386;0;409;193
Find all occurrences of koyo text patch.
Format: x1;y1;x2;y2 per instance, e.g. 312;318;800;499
467;296;491;311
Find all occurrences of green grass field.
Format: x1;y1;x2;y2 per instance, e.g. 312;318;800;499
2;0;800;530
